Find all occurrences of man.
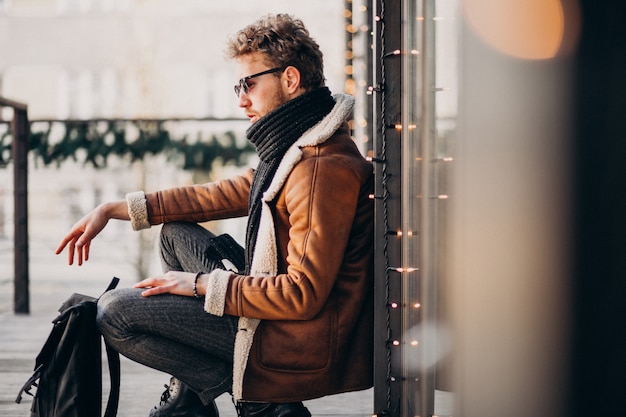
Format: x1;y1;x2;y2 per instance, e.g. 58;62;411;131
56;13;373;417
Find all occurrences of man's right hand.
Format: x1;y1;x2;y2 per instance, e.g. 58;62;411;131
55;200;129;266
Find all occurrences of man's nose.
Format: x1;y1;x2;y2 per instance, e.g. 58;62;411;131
238;92;250;107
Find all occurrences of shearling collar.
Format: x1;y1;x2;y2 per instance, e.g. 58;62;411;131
262;93;355;203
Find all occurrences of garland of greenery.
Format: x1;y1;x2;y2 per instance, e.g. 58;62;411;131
0;120;255;171
0;129;10;167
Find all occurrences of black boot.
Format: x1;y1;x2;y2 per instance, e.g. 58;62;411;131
235;401;311;417
149;377;219;417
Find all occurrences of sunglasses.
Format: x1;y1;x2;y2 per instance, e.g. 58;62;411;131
233;67;282;97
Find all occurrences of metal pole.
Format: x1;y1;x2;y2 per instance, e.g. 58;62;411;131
414;0;437;415
1;97;30;314
372;0;403;415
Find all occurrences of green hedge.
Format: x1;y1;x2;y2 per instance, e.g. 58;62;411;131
0;120;255;171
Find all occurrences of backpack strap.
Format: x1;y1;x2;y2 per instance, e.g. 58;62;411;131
103;341;121;417
100;277;121;417
14;364;42;403
102;277;120;295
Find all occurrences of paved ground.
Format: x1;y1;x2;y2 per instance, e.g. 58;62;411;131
0;239;454;417
0;239;373;417
1;310;372;417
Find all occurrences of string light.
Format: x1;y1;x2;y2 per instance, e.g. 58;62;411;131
381;49;400;59
385;229;416;237
387;302;422;310
386;122;418;130
370;2;454;416
387;267;419;273
381;49;421;58
388;339;421;347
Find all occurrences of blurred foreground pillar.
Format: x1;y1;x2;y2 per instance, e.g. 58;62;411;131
449;1;626;416
448;6;573;417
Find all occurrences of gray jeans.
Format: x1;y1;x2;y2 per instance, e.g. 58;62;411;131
96;222;241;405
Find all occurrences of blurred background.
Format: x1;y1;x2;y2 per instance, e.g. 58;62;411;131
0;1;350;286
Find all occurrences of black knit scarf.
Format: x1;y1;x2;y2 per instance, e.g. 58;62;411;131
244;87;336;274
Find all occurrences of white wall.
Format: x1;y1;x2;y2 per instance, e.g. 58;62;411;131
0;1;348;282
0;0;347;119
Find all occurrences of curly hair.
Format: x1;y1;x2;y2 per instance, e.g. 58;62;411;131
226;14;326;90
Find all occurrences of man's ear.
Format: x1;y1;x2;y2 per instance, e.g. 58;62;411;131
282;66;302;94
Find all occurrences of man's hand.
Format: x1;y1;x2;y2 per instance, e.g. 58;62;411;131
134;271;205;298
55;200;129;265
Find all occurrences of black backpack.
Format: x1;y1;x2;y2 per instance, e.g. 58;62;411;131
16;277;121;417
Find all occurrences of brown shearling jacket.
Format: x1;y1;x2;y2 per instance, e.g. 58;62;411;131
129;95;373;402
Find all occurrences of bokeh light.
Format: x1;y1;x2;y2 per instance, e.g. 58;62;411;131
462;0;581;60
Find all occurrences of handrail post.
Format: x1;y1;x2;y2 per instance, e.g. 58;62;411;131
13;106;30;314
1;97;30;314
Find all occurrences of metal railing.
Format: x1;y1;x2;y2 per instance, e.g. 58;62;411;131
0;97;30;314
0;99;256;315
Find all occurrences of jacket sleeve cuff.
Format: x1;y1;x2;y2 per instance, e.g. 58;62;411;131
126;191;151;231
204;269;232;317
